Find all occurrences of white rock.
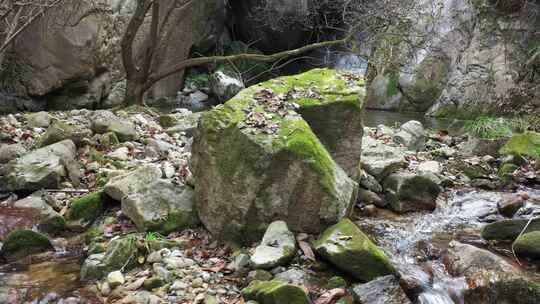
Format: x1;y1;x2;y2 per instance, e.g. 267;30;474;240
107;270;125;288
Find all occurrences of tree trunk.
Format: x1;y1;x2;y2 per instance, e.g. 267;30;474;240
125;78;145;106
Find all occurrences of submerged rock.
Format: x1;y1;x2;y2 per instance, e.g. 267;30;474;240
313;219;395;282
251;221;297;269
351;275;411;304
242;280;310;304
0;140;77;191
0;229;54;262
192;69;363;243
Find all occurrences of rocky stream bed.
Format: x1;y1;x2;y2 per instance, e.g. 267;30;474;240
1;69;540;304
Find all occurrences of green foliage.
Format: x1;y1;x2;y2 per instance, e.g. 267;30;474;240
145;231;165;241
465;116;529;139
184;71;210;90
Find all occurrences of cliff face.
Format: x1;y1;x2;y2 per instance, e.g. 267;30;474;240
365;0;540;118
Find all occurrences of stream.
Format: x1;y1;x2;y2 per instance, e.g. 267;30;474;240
358;187;540;304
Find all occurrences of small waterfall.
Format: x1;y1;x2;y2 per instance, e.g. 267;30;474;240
334;54;368;75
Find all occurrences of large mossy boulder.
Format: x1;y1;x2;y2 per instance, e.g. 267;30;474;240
313;219;395;282
0;230;54;262
0;140;77;192
242;280;310;304
192;69;364;243
500;132;540;159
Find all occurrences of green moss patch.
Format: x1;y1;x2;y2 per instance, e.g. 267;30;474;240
0;229;53;261
67;192;104;224
242;280;310;304
500;132;540;159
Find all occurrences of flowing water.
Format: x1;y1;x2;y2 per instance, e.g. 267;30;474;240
358;187;540;304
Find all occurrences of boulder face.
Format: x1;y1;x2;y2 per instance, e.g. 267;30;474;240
366;0;540;118
191;69;364;243
0;140;77;192
313;219;395;282
351;275;412;304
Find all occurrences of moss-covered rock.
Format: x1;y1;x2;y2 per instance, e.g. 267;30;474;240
482;218;540;241
192;69;363;243
121;181;199;234
313;219;395;282
37;120;91;147
80;235;139;281
513;231;540;259
498;163;519;182
0;229;54;262
99;132;120;149
66;192;104;225
383;171;442;213
242;280;310;304
500;132;540;159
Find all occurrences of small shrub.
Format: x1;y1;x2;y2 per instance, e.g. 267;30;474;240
465;116;528;139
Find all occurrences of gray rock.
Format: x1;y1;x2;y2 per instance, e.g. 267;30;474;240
104;165;162;201
210;71;244;102
90;110;137;142
251;221;297;269
274;268;315;286
165;112;202;137
38;120;92;147
393;121;426;151
26;112;51;128
358;188;385;207
482;218;540;241
81;236;138;281
1;140;77;191
121;179;199;233
107;271;125;288
247;270;273;282
383;171;442;213
153;263;173;282
351;275;411;304
376;124;395;137
0;144;26;164
361;137;408;180
359;173;383;193
447;241;516;277
11;194;65;233
106;147;129;160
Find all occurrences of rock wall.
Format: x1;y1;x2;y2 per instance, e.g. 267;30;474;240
365;0;540;118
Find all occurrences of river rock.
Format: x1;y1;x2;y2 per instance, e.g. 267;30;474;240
90;110;137;142
210;71;244;103
500;132;540;159
359;172;383;193
513;231;540;260
447;241;540;304
242;280;310;304
192;69;363;243
498;193;527;217
274;269;316;287
66;192;103;226
313;219;395;282
0;229;54;262
12;194;65;233
37;120;92;147
358;188;385;207
104;165;163;201
0;140;77;191
482;218;540;241
251;221;297;269
383;171;442;213
351;275;411;304
107;271;125;288
26;111;51;128
0;144;26;164
81;236;138;281
393;121;426;151
361;137;408;181
105;165;198;233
